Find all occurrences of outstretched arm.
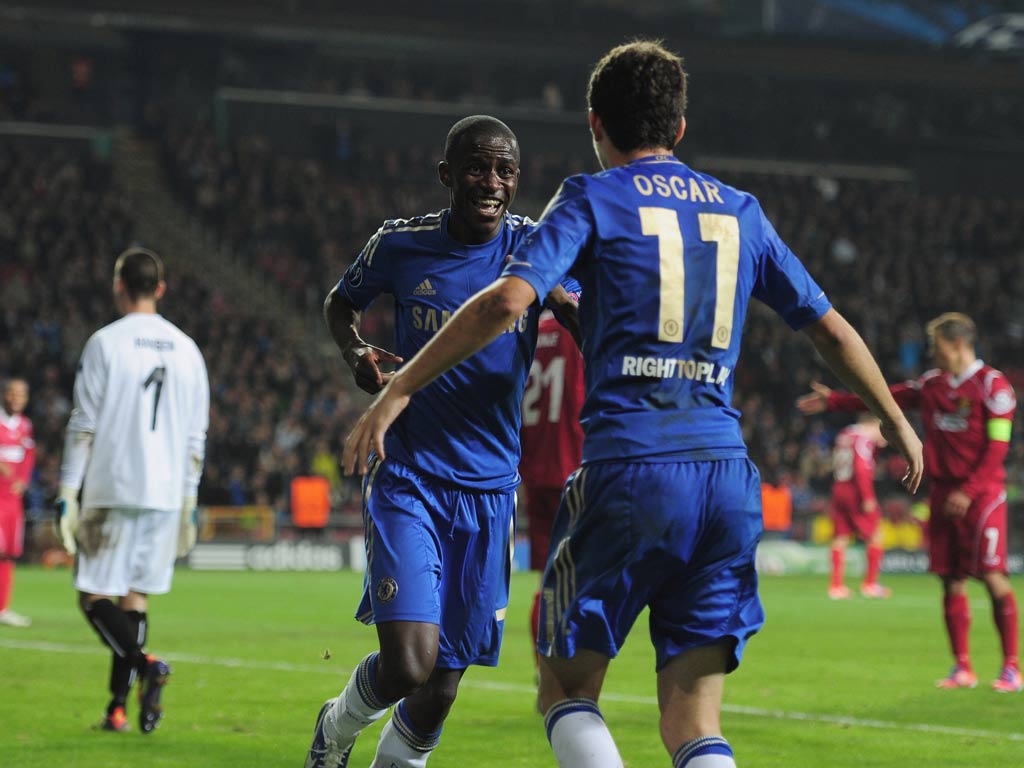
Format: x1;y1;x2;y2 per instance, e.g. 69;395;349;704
342;276;538;474
801;308;923;493
324;286;403;395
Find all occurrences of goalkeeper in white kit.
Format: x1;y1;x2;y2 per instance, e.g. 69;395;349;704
56;247;209;734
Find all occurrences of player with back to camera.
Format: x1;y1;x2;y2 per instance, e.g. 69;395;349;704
519;310;585;664
304;115;580;768
56;248;210;733
799;312;1021;692
0;377;35;627
342;40;923;768
826;413;892;600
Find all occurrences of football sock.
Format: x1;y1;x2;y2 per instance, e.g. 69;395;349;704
370;699;441;767
830;548;844;588
531;590;541;663
992;593;1019;669
865;545;883;585
0;558;12;612
545;698;623;768
943;593;971;668
109;611;148;710
85;599;148;671
325;652;391;743
673;736;737;768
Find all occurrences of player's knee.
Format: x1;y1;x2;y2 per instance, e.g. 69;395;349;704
377;649;434;697
422;676;460;716
981;570;1012;599
78;592;98;613
942;577;967;597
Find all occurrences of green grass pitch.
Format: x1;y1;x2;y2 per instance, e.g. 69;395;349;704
2;567;1021;766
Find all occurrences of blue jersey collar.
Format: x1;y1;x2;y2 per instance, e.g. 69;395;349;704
627;154;680;165
439;209;509;253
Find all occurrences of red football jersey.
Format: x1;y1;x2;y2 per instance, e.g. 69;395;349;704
0;409;35;496
832;424;877;505
829;360;1016;493
519;313;584;489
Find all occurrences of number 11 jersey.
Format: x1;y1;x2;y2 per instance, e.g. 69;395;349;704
504;155;831;463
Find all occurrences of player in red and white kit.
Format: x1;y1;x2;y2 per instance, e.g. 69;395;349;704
0;377;35;628
800;313;1020;692
828;414;891;600
519;310;584;660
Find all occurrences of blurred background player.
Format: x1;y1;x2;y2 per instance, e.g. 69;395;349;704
342;40;923;768
519;310;584;662
0;377;35;627
307;115;579;768
827;414;891;600
799;312;1020;692
56;247;210;732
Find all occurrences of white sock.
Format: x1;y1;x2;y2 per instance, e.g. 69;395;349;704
325;652;391;743
545;698;623;768
673;736;736;768
370;700;441;768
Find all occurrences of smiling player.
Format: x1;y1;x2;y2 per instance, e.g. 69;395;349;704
305;115;579;768
340;42;923;768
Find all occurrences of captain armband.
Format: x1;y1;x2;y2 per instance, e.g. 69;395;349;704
987;418;1013;442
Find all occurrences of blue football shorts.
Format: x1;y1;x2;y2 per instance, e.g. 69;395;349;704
356;456;515;668
538;458;765;672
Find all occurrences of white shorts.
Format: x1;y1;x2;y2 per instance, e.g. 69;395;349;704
73;507;179;596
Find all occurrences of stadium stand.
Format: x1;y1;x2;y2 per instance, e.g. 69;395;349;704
2;6;1022;552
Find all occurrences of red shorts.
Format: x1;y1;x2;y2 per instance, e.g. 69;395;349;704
830;485;880;541
928;483;1007;578
0;496;25;559
523;485;561;571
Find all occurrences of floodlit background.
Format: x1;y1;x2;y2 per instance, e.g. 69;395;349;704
1;1;1023;765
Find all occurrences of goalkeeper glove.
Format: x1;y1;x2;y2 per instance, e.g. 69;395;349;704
55;486;80;555
177;496;198;558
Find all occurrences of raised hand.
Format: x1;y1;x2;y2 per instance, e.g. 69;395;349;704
943;489;971;519
796;381;833;415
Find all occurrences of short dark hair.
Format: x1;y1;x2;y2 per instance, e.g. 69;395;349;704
444;115;519;163
927;312;976;348
115;247;164;301
3;377;28;392
587;40;687;153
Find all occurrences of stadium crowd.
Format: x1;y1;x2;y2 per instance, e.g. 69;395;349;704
212;50;1024;162
4;122;1023;546
159;117;590;311
0;144;367;549
158;120;1024;500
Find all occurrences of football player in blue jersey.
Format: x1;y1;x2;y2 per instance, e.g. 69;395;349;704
305;115;579;768
342;43;923;768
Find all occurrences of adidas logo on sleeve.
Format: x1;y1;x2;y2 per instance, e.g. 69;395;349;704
413;279;437;296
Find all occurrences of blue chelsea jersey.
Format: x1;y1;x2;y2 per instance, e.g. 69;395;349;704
340;209;575;491
504;155;831;463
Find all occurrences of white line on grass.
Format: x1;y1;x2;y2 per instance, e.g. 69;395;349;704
4;637;1022;743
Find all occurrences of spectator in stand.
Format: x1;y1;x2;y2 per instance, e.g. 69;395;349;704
5;114;1024;551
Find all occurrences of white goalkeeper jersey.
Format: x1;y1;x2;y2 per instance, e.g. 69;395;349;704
60;312;209;512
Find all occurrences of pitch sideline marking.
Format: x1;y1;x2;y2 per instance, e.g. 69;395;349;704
3;637;1022;742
